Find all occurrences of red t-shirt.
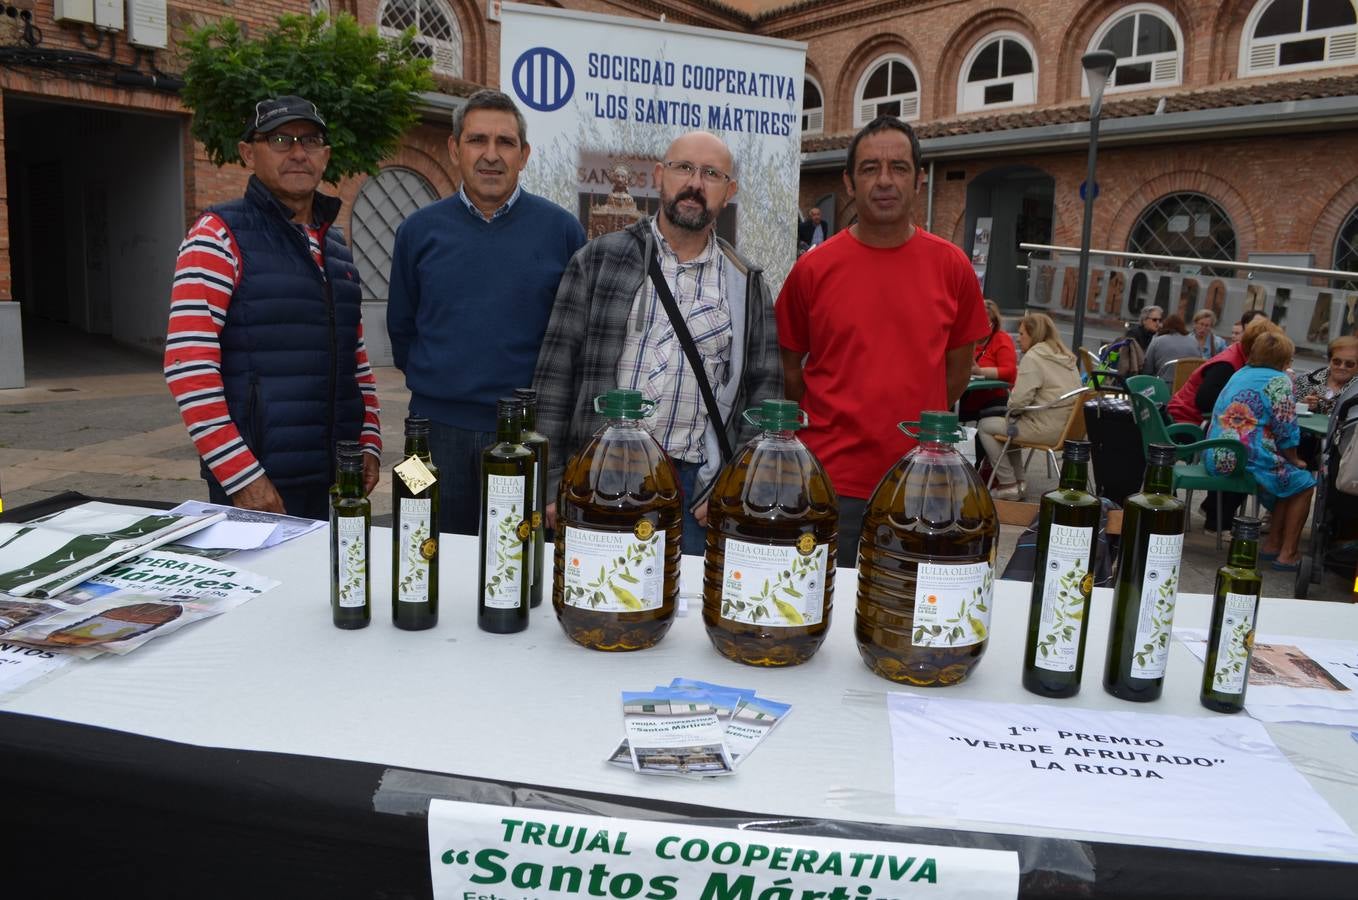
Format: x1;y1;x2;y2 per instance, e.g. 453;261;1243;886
776;228;989;498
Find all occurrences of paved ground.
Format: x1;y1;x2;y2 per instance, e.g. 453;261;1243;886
0;322;1351;601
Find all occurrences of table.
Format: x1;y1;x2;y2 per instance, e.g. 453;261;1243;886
1299;412;1331;437
964;378;1011;394
2;522;1356;897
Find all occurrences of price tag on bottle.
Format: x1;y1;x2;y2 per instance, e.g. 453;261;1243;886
395;455;436;494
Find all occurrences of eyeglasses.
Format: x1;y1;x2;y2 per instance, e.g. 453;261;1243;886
1331;357;1358;369
661;160;732;184
1146;316;1163;323
256;133;328;154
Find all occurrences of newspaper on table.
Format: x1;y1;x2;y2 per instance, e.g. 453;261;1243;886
1177;628;1358;726
0;636;77;695
0;549;279;659
0;502;225;598
166;501;324;552
611;678;791;776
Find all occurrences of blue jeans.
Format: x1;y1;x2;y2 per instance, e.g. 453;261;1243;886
674;460;708;556
425;420;495;536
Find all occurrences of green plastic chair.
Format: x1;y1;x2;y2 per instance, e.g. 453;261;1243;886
1125;374;1170;407
1127;391;1257;547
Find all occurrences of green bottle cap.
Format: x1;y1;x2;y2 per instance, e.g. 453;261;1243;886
898;410;965;443
742;398;807;431
594;389;655;419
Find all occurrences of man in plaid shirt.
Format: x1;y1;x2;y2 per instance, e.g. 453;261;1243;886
531;131;782;554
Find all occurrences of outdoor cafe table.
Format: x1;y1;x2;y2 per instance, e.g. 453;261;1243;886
1299;411;1331;438
2;525;1356;897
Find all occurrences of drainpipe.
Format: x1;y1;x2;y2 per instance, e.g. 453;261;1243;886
926;160;935;231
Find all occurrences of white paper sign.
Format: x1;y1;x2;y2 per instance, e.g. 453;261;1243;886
428;799;1019;900
887;694;1358;857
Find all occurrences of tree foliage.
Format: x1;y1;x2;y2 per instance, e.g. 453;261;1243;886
179;13;435;183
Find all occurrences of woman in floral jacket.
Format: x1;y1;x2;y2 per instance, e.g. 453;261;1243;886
1205;330;1316;570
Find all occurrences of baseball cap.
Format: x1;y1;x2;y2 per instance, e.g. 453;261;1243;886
242;96;327;141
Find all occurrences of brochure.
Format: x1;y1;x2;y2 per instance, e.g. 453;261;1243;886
621;689;735;777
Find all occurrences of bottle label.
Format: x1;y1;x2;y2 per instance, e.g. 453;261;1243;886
397;498;434;605
1129;532;1184;679
483;474;527;610
719;537;827;627
912;561;993;647
1033;524;1094;673
335;516;367;609
562;525;665;613
1211;591;1258;695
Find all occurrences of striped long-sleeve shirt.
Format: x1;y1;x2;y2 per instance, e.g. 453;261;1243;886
164;213;381;495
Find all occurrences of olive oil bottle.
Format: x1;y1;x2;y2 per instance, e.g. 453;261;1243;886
702;399;837;666
1022;440;1100;697
479;398;534;634
553;389;681;651
392;415;439;630
1104;443;1185;702
515;387;549;609
1201;516;1262;714
856;411;997;686
330;441;371;630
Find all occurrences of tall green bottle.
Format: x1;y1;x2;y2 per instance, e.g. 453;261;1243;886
1103;443;1185;702
515;387;549;609
554;389;681;651
1201;516;1262;713
330;441;371;630
1022;439;1100;697
479;397;534;634
392;415;439;630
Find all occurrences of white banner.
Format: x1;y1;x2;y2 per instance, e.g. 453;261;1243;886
499;3;806;293
429;799;1019;899
888;694;1358;857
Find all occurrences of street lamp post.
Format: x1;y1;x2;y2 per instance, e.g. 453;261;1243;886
1072;50;1118;355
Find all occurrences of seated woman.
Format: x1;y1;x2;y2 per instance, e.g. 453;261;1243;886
1205;330;1316;570
959;300;1017;421
1141;314;1199;386
1192;309;1228;359
1292;335;1358;416
978;313;1081;500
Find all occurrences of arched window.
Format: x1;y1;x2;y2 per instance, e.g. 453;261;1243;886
379;0;464;78
310;0;330;16
958;33;1037;112
351;167;441;300
1087;5;1183;94
854;55;920;126
1127;193;1238;276
1241;0;1358;75
802;77;824;135
1334;206;1358;290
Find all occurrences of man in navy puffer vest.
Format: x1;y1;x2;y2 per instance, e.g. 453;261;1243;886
165;96;382;520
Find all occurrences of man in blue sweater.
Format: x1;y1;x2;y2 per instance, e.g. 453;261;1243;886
387;90;586;535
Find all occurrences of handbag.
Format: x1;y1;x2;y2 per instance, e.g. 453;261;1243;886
643;249;735;463
1337;420;1358;495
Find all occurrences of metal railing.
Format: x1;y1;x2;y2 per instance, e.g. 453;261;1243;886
1019;243;1355;282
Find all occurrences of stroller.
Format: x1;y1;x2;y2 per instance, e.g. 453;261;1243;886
1296;380;1358;598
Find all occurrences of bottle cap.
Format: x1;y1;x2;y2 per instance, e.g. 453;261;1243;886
335;441;363;470
514;387;537;405
1231;516;1261;541
899;410;965;443
594;389;655;419
1062;439;1091;463
498;396;524;418
1146;442;1178;466
404;415;430;436
742;398;807;431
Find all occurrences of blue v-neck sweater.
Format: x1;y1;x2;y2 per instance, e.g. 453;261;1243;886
387;191;585;431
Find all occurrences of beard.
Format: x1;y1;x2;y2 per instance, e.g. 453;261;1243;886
662;186;714;232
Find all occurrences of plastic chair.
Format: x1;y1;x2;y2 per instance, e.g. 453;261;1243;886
1172;357;1205;393
985;386;1091;498
1125;374;1169;407
1127;391;1257;548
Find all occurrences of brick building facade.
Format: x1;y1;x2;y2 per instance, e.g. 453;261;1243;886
2;0;1357;374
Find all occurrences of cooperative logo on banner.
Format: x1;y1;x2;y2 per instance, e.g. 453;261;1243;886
512;47;574;112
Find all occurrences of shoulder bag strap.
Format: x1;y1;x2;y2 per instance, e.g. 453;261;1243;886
645;250;735;462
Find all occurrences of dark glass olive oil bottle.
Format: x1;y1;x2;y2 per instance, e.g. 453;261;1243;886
515;387;549;609
1104;443;1185;702
392;415;439;630
1201;516;1263;713
479;398;534;634
1022;440;1100;697
330;441;371;630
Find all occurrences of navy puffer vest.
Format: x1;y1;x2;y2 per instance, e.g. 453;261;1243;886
210;176;364;492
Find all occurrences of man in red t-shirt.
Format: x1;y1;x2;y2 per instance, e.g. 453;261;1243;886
777;117;988;566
